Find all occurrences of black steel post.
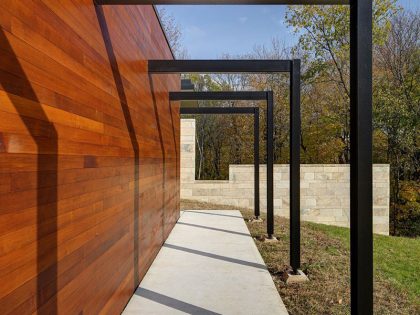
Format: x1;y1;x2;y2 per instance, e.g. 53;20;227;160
350;0;373;314
254;107;260;218
290;59;301;273
266;91;274;238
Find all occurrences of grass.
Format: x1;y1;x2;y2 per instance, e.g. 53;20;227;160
311;222;420;302
181;199;420;315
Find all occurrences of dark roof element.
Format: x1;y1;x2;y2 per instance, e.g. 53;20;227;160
181;79;195;91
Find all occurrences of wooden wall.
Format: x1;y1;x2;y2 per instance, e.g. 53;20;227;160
0;1;180;314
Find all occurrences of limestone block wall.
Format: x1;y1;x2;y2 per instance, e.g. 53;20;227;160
181;119;390;235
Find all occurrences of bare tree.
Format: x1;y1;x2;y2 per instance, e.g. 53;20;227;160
376;11;419;112
374;10;420;235
157;7;189;59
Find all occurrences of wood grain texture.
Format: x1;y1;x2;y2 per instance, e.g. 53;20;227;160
0;1;180;314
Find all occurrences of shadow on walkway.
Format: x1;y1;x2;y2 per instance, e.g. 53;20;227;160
163;243;267;270
177;221;250;237
134;288;221;315
185;210;243;219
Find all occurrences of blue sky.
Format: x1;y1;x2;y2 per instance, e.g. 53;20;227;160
159;1;419;58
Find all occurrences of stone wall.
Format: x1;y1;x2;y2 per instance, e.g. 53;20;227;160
181;119;390;235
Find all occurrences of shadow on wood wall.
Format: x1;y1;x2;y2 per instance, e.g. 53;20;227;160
94;5;141;289
0;29;58;314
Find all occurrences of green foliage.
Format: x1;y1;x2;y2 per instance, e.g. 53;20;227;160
189;73;258;180
286;1;398;80
392;181;420;237
288;4;419;236
285;1;399;163
184;6;419;237
373;11;420;236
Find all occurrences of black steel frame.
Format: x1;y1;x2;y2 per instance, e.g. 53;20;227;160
171;91;274;231
179;106;261;219
149;60;293;74
155;62;301;266
96;1;374;313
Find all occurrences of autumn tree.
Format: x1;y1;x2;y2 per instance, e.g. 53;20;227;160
246;40;292;164
285;1;398;163
374;11;420;235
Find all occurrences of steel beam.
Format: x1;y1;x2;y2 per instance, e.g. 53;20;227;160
95;0;349;5
350;0;373;314
180;107;256;115
170;91;268;101
149;60;292;73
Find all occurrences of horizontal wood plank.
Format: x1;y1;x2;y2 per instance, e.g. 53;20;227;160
0;1;179;314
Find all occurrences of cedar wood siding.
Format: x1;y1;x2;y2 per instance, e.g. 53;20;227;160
0;1;180;314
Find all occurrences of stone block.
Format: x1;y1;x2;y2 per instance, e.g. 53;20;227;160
332;172;347;180
373;196;389;207
180;189;192;197
373;216;389;224
181;144;194;153
320;208;342;217
373;171;389;182
281;172;290;180
300;181;310;188
303;172;315;180
373;207;388;216
332;186;349;196
180;119;389;234
274;199;283;208
302;198;317;208
324;166;340;173
249;217;264;223
284;270;309;284
302;208;320;216
310;166;325;173
315;172;333;180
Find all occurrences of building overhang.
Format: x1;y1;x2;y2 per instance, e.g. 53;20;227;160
95;1;349;5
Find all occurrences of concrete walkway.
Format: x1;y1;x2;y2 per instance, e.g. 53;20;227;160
123;210;288;315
